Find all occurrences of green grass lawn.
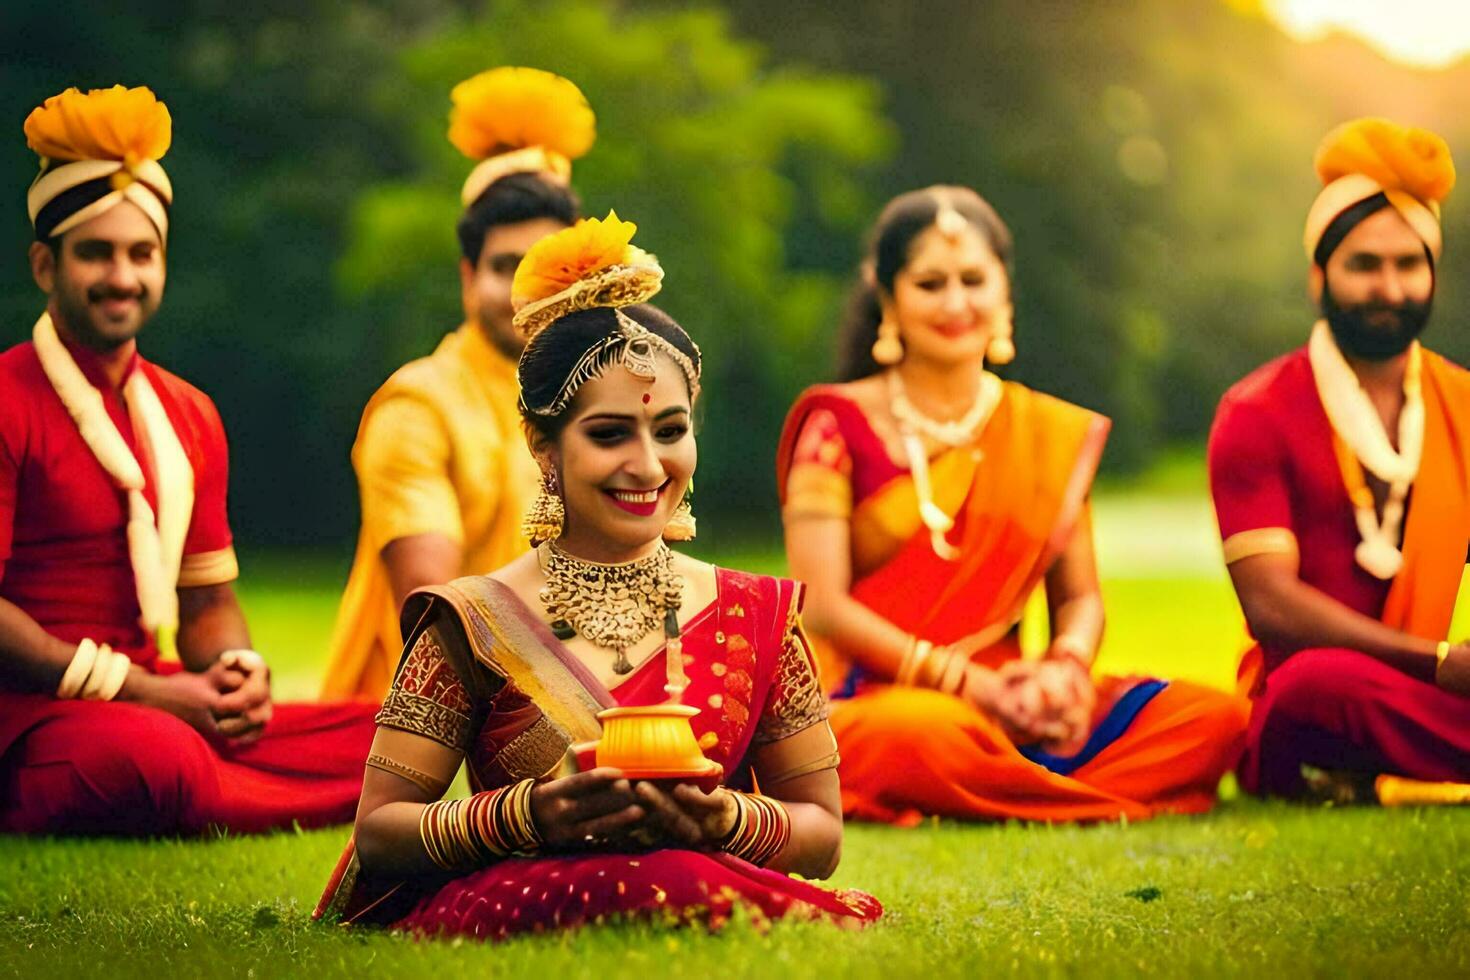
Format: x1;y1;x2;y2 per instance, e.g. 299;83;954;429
4;482;1468;977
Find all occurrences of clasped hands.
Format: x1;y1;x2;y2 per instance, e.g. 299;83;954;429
962;652;1095;752
530;768;737;852
138;651;273;745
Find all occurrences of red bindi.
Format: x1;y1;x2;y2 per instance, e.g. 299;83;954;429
642;393;652;404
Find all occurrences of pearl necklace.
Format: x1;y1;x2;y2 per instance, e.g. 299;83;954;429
886;368;1002;447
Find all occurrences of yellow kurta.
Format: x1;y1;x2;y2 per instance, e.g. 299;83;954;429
320;323;538;700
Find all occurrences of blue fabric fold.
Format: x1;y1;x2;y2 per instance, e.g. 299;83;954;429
1018;679;1169;776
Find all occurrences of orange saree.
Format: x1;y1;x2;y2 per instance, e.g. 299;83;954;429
777;381;1248;824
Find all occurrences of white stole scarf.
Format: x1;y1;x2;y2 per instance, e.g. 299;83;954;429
1307;320;1424;580
32;313;193;658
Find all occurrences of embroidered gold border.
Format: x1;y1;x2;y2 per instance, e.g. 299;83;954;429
178;547;239;587
494;716;569;779
1222;527;1299;565
782;464;853;520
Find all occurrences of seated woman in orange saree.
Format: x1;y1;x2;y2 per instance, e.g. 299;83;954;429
778;187;1249;825
318;214;879;940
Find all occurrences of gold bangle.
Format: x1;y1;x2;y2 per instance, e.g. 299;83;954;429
1435;640;1451;678
365;753;446;796
894;636;920;685
903;640;935;686
938;649;970;695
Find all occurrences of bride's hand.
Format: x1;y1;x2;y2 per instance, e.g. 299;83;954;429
529;768;645;849
627;781;739;848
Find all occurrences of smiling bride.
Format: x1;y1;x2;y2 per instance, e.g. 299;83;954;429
316;212;880;939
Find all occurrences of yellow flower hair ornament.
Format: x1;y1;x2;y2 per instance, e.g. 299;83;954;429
451;66;596;206
512;212;699;418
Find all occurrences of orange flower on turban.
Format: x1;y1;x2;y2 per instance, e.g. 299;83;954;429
448;67;596;162
1314;118;1455;205
24;85;172;165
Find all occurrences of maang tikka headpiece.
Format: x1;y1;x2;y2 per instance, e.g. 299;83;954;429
511;211;701;416
932;189;968;241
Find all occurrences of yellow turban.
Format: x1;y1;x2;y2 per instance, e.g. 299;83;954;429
24;85;174;244
449;67;596;207
1304;118;1455;263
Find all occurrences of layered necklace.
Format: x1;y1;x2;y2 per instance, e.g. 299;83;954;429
538;540;685;676
886;367;1003;561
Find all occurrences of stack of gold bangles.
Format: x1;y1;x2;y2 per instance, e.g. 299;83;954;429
419;778;543;870
720;790;791;867
895;636;968;694
56;638;131;701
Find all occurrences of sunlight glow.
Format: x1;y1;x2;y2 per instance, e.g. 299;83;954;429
1264;0;1470;69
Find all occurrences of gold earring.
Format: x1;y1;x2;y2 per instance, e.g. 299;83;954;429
522;469;565;544
987;308;1015;365
663;481;697;541
871;314;904;366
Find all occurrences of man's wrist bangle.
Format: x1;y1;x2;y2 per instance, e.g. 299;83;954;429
57;638;99;699
58;639;131;702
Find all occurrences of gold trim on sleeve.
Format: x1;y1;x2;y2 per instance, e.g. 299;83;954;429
755;598;830;744
494;715;570;779
782;463;853;520
178;547;240;587
1222;527;1299;565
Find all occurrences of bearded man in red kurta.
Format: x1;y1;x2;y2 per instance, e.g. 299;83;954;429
0;85;376;836
1208;118;1470;800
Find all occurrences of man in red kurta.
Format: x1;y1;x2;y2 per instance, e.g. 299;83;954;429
1208;118;1470;799
0;85;376;836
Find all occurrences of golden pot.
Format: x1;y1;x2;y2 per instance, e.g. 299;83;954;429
595;705;718;779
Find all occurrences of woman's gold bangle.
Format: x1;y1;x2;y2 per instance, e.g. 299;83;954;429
896;637;934;686
1435;640;1451;678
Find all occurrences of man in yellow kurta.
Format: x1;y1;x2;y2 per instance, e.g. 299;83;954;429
321;68;595;699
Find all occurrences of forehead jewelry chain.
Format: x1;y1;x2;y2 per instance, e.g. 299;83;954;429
538;541;684;674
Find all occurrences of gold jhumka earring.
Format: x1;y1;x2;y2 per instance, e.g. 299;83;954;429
987;306;1016;365
871;314;904;366
662;481;697;541
522;468;565;544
